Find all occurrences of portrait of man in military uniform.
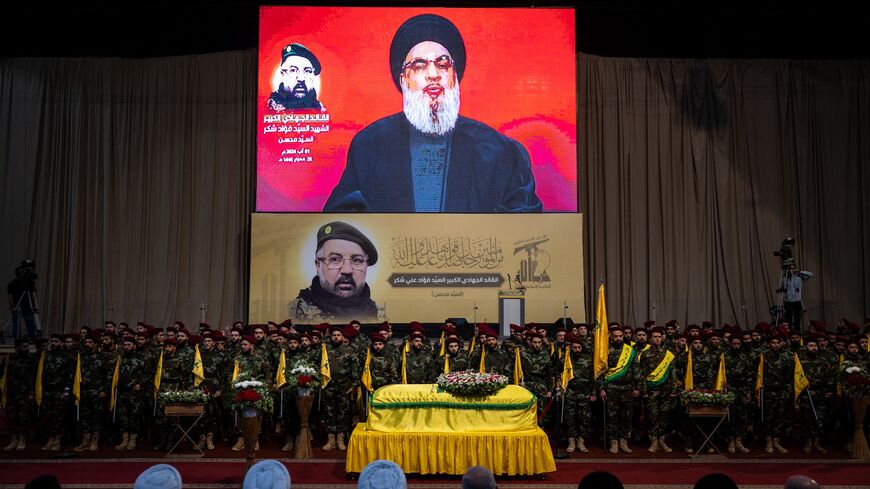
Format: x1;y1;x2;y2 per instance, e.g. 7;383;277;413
289;221;380;322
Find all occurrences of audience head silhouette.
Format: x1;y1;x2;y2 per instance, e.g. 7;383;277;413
577;471;624;489
358;460;407;489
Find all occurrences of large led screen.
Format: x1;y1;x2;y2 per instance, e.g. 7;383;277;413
257;6;577;213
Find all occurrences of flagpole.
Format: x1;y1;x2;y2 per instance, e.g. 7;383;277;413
805;388;819;421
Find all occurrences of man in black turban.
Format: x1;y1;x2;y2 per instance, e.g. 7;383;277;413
324;14;542;213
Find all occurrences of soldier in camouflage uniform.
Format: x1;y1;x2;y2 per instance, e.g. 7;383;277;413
113;337;149;451
598;326;639;454
230;335;273;451
440;337;468;374
367;334;399;389
2;338;36;451
797;335;833;454
479;328;513;377
520;331;554;418
723;335;754;453
199;333;227;450
402;332;435;384
39;335;75;451
501;324;525;354
152;338;194;451
638;326;676;453
72;334;109;452
758;333;794;453
675;334;714;452
320;327;360;451
561;335;595;453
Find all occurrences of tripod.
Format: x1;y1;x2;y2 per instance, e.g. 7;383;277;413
2;289;42;343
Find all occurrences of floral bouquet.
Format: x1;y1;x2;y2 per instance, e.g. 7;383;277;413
842;363;870;397
232;379;274;413
680;389;736;406
284;362;321;394
436;371;509;397
158;389;208;405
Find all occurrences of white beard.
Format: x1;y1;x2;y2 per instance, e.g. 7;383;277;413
402;81;460;135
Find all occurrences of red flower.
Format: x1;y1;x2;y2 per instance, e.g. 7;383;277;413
846;375;870;386
235;389;262;402
297;375;313;386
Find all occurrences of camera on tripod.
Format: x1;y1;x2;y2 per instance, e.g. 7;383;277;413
773;237;795;270
14;259;38;290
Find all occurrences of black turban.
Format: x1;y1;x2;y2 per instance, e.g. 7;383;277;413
389;14;466;92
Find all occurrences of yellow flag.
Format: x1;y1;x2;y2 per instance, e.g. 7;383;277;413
469;335;476;355
794;352;810;401
231;359;239;383
684;351;694;391
443;354;450;374
549;343;555;357
361;348;373;392
401;341;410;384
478;346;487;373
320;343;331;387
714;353;726;391
866;333;870;352
1;355;8;407
35;351;45;406
836;353;843;396
72;353;82;406
755;352;764;401
593;283;609;378
276;350;287;388
109;355;120;411
153;350;164;400
513;347;524;385
193;344;205;387
561;347;574;389
439;332;445;357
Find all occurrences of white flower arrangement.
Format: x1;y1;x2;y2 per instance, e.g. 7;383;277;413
845;366;862;374
289;365;318;376
233;379;264;389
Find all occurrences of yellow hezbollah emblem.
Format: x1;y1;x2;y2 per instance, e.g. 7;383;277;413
324;225;332;234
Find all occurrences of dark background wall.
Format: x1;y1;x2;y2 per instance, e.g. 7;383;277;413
2;1;869;60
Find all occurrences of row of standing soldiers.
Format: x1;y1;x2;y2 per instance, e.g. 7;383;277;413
3;319;869;456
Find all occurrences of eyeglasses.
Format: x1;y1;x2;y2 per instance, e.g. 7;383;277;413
402;55;454;74
317;255;368;270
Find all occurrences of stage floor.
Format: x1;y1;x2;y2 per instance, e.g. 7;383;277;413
1;443;869;489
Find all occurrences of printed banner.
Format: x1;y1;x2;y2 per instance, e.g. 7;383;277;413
249;214;584;324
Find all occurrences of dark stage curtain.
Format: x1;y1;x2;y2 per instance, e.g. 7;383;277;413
1;50;256;333
1;50;868;333
580;53;870;327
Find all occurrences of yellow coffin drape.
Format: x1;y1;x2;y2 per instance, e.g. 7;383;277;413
346;424;555;475
365;384;537;433
347;383;555;475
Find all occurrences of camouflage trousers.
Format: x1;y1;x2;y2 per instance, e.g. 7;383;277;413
41;394;66;435
797;391;826;440
78;393;106;433
4;394;33;434
603;386;634;441
645;390;675;437
563;388;593;439
762;389;790;437
725;389;753;437
524;379;551;417
321;385;352;434
202;396;225;435
115;391;144;432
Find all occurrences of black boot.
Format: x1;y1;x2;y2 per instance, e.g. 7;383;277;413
153;429;169;451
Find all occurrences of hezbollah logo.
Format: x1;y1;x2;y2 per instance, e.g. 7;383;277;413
324;225;332;235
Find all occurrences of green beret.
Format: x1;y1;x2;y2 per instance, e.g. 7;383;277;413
316;221;378;266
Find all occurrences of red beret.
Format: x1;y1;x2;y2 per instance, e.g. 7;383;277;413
445;336;461;346
370;334;386;343
649;326;665;336
309;331;322;339
189;335;201;344
643;320;656;327
509;323;522;331
686;324;701;332
164;338;177;346
566;334;584;345
342;325;358;338
313;323;330;331
242;335;256;344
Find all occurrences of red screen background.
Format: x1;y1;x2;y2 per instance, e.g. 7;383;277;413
257;6;577;212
